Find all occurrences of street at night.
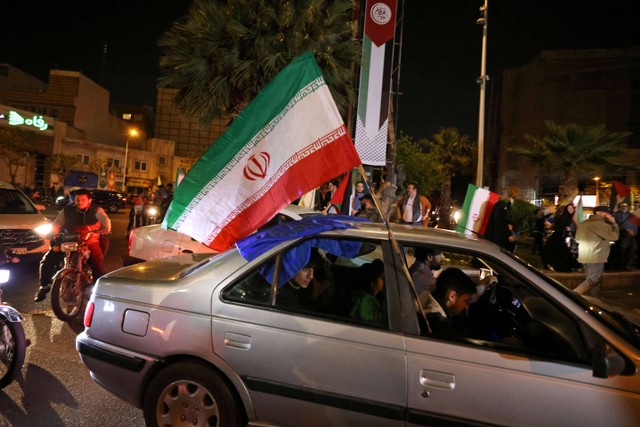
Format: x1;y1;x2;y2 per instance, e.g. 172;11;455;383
0;208;145;427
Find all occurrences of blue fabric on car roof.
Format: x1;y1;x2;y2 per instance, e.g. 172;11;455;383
260;238;362;288
236;215;369;262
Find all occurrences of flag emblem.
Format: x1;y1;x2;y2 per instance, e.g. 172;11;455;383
371;3;392;25
243;152;271;181
163;52;361;251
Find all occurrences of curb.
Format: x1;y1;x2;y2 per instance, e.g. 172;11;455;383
544;269;640;291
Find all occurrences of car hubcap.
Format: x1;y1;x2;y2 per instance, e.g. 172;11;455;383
157;379;220;427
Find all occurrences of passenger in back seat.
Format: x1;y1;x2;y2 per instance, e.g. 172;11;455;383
350;259;385;323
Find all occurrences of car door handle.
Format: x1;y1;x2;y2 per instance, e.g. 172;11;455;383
419;369;456;391
224;332;252;350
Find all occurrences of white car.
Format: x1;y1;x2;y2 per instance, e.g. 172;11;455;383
124;204;316;265
0;181;51;258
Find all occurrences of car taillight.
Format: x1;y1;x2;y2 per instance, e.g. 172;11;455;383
84;301;95;328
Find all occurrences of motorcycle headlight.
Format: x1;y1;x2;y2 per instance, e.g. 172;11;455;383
147;206;158;216
34;222;53;237
0;269;9;284
60;242;78;252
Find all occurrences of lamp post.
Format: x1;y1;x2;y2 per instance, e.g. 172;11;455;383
122;129;138;192
594;176;600;205
475;0;489;188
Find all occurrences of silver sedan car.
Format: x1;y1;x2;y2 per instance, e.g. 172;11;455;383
77;216;640;426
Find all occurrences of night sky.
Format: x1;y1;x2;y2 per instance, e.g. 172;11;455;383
2;0;639;140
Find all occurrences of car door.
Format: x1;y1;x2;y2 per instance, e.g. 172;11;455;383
400;244;640;426
213;237;407;426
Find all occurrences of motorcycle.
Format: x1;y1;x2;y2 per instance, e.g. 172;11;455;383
0;247;28;389
143;203;162;226
50;232;94;322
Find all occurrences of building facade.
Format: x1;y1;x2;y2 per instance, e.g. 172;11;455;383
495;47;640;200
0;64;184;194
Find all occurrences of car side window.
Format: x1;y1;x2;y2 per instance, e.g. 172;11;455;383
406;245;590;365
222;238;389;328
221;264;273;307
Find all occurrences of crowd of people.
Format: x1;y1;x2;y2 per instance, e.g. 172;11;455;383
535;201;639;274
302;175;432;226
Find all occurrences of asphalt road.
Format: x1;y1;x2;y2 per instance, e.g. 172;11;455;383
0;207;145;426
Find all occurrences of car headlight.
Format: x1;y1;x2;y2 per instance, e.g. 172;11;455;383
34;222;53;237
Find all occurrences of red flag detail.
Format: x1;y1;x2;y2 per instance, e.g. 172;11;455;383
613;181;631;198
364;0;398;47
329;173;350;213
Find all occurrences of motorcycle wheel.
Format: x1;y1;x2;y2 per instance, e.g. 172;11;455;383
0;317;26;389
51;275;85;321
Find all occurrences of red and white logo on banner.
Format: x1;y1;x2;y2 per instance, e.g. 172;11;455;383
365;0;398;47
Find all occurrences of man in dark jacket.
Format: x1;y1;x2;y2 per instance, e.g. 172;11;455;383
34;189;111;302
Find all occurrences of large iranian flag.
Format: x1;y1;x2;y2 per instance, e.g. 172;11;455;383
456;184;500;237
163;52;361;251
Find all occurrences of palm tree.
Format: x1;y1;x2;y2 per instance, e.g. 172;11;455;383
510;121;634;200
424;127;474;228
158;0;360;126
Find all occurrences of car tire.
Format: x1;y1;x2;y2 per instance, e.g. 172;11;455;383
107;203;119;213
143;361;245;427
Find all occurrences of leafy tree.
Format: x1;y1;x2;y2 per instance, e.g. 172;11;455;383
510;121;634;200
510;198;538;235
424;127;474;228
395;133;442;198
0;128;35;185
158;0;360;125
48;154;78;184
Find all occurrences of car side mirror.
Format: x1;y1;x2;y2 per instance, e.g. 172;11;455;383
592;340;626;378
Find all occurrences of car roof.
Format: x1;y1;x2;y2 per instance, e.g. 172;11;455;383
0;181;19;191
279;203;316;220
236;215;494;262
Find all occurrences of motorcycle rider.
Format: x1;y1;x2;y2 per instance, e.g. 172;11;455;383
34;188;111;302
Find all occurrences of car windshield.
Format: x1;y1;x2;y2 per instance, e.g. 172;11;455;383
0;189;38;214
506;248;640;350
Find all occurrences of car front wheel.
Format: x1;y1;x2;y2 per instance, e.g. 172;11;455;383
107;203;119;213
143;361;245;427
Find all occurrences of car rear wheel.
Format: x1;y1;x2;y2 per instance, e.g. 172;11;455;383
143;361;245;427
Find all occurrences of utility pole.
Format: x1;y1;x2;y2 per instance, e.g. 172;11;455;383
476;0;489;188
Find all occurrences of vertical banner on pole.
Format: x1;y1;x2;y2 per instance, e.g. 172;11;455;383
355;0;398;166
98;168;108;189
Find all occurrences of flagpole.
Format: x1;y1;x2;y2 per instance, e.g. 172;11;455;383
356;164;432;332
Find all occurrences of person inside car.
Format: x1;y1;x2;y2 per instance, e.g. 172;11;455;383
423;267;477;339
275;249;334;312
34;189;111;302
350;259;385;323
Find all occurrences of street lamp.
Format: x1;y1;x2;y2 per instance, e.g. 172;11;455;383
476;0;489;188
594;176;600;204
122;128;138;192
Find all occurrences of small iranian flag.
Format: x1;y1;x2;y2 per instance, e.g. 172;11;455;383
456;184;500;237
163;52;361;251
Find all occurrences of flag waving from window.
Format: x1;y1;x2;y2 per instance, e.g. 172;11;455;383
163;52;362;251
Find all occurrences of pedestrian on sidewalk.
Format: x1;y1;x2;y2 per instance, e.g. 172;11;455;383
573;206;619;297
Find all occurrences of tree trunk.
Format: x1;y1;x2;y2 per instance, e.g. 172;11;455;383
438;178;453;229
